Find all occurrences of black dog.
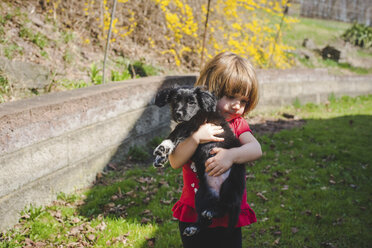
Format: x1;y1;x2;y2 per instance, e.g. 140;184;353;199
153;86;246;236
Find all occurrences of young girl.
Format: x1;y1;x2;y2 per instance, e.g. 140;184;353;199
169;52;262;248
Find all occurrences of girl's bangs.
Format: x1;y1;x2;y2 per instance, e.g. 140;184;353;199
222;75;250;98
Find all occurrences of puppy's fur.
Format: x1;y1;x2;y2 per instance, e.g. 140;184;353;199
153;86;245;236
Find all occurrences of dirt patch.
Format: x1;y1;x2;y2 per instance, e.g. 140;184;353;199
248;114;306;135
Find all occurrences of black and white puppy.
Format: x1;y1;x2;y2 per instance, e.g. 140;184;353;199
153;86;246;236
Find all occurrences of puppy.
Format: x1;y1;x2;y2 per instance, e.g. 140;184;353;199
153;86;246;236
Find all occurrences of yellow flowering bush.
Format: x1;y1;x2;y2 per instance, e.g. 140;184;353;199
152;0;298;68
204;0;298;68
39;0;298;69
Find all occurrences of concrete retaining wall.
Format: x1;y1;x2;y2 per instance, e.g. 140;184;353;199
257;69;372;110
0;69;371;230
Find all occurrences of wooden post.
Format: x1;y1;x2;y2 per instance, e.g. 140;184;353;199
102;0;118;84
200;0;211;69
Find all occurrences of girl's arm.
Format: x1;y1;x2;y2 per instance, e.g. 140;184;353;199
205;131;262;176
168;123;224;169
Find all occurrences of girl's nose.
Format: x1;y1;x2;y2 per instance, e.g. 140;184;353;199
231;100;241;109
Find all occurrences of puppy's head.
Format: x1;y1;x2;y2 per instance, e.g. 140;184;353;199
155;86;216;122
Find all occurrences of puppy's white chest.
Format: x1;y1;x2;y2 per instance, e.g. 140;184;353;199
205;169;231;196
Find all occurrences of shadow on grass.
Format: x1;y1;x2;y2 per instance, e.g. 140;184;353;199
77;114;372;247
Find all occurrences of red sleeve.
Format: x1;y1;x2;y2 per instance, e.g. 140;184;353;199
229;117;252;138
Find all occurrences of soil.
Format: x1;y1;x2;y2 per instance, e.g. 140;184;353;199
248;114;306;135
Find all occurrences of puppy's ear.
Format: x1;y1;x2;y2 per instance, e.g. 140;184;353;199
195;87;216;112
155;88;174;107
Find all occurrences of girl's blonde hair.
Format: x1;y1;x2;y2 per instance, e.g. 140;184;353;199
195;52;259;115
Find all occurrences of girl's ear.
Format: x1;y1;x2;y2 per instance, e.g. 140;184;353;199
155;87;174;107
195;87;217;112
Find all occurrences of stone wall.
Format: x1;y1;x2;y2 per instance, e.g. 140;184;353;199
300;0;372;26
0;69;371;230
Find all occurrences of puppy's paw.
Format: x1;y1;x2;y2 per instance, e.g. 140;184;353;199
201;210;214;220
153;155;167;168
153;140;174;168
153;140;175;157
183;226;199;236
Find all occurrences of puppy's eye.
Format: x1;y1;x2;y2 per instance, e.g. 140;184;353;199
187;97;196;105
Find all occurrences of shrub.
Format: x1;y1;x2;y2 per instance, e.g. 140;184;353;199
111;69;131;81
148;136;163;149
342;23;372;48
127;145;150;162
89;64;102;85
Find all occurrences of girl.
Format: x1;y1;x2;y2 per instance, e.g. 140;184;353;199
169;52;262;248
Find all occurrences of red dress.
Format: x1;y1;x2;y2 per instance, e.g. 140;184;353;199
172;117;257;227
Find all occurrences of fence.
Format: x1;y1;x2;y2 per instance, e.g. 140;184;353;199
300;0;372;26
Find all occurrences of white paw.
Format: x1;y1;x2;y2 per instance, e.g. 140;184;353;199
201;210;214;220
153;140;174;168
153;139;175;156
183;226;199;236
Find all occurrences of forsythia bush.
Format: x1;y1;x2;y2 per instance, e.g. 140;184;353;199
201;0;298;68
42;0;298;69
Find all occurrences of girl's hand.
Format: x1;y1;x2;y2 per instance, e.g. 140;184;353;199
192;123;224;144
205;147;234;176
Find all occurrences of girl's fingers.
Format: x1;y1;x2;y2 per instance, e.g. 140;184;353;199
208;166;221;176
214;137;224;142
210;147;222;154
205;158;213;170
215;129;224;134
215;169;224;176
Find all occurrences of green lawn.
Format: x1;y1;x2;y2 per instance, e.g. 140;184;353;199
1;95;371;248
244;95;372;247
282;16;350;48
281;7;372;74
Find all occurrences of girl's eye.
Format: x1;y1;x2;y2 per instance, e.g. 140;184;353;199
240;99;248;105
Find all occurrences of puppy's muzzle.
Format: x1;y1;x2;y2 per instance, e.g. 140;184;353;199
175;111;182;119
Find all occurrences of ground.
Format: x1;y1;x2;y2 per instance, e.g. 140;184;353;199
248;114;306;135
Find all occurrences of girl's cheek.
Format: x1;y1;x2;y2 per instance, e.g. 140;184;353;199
216;101;225;112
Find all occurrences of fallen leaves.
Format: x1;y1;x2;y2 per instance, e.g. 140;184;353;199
106;232;130;246
50;210;63;223
291;227;299;234
321;242;337;248
22;239;47;248
141;217;152;224
332;217;344;226
96;221;107;231
256;192;268;201
160;199;172;205
281;185;289;191
273;237;280;245
146;237;156;247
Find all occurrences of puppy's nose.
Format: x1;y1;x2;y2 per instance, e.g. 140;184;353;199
175;111;182;119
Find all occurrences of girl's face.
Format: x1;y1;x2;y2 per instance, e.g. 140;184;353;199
217;95;248;121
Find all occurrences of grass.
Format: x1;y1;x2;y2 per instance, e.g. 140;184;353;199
282;14;351;48
281;5;372;74
244;95;372;247
1;95;372;247
319;59;372;74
